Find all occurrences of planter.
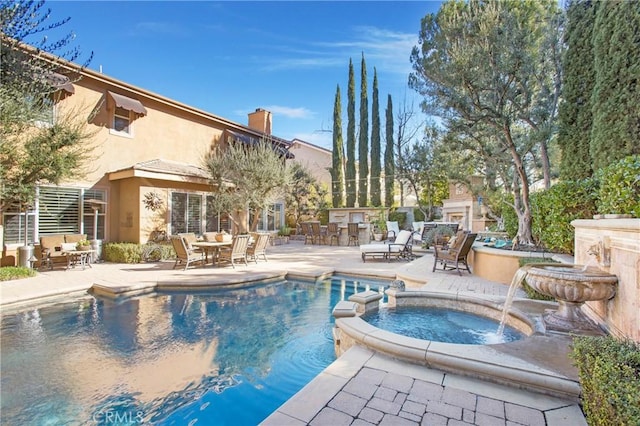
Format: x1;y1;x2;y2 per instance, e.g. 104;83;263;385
215;233;233;243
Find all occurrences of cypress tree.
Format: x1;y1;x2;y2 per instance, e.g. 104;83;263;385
370;68;381;206
590;0;640;170
358;53;369;207
346;59;357;207
331;85;345;207
557;0;596;180
384;94;395;208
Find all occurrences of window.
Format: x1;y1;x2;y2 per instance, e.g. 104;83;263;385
38;187;82;235
205;196;231;232
112;106;132;135
2;186;107;244
171;192;202;234
83;190;107;240
2;210;37;245
254;203;284;232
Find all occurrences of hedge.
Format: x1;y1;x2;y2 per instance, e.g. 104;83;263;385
571;336;640;425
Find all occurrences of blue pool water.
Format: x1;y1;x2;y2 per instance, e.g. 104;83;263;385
1;277;523;425
362;306;523;344
0;276;384;426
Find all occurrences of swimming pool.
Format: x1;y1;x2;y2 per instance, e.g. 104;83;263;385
0;276;385;426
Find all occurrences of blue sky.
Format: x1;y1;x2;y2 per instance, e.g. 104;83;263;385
44;1;442;150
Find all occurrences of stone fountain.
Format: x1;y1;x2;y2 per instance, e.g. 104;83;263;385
522;263;618;333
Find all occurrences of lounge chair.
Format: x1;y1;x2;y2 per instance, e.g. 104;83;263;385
326;222;340;246
360;230;414;263
433;232;477;275
218;234;250;268
171;235;205;270
247;232;270;263
412;221;425;245
386;221;400;241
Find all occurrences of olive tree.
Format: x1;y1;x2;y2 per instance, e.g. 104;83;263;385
1;0;93;213
204;139;291;234
409;0;563;245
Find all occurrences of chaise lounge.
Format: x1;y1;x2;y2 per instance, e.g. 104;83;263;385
359;230;413;263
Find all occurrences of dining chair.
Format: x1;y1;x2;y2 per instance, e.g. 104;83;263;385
347;223;360;246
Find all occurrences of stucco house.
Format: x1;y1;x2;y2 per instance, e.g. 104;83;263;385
1;57;295;266
288;138;332;190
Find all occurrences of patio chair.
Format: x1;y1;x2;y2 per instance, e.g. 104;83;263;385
300;222;314;245
326;222;340;246
171;235;205;270
178;232;204;254
310;222;326;245
218;234;250;268
386;221;400;241
360;230;414;263
433;232;477;275
247;232;270;263
347;222;360;246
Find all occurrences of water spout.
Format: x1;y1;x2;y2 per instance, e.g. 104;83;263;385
497;266;530;335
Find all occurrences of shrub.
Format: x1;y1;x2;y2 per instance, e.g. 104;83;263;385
104;242;175;263
502;202;518;240
388;210;407;228
0;266;36;281
570;336;640;425
413;208;426;222
596;155;640;217
530;179;598;254
103;243;143;263
423;225;455;248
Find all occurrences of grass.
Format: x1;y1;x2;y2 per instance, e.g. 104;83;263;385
0;266;36;281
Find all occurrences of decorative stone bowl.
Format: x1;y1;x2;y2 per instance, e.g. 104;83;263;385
523;264;618;333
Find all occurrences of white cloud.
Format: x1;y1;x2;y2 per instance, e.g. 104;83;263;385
259;26;418;75
264;105;315;119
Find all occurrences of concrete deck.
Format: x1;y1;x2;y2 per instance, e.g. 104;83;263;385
0;240;586;425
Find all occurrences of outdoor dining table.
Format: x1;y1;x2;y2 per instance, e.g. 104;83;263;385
192;241;233;266
60;249;95;270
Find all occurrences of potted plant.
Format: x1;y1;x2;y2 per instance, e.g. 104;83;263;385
76;239;91;250
372;214;387;241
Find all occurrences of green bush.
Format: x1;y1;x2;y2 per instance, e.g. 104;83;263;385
423;225;455;248
502;202;519;240
0;266;36;281
103;243;144;263
596;155;640;217
530;179;598;254
571;336;640;425
517;257;557;301
388;210;407;229
413;208;426;222
104;242;175;263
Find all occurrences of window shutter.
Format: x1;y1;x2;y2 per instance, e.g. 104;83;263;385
38;187;81;235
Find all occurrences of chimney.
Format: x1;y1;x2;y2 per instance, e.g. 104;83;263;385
248;108;272;135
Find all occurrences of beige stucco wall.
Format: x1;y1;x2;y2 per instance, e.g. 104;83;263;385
288;140;332;189
573;218;639;342
58;81;223;187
